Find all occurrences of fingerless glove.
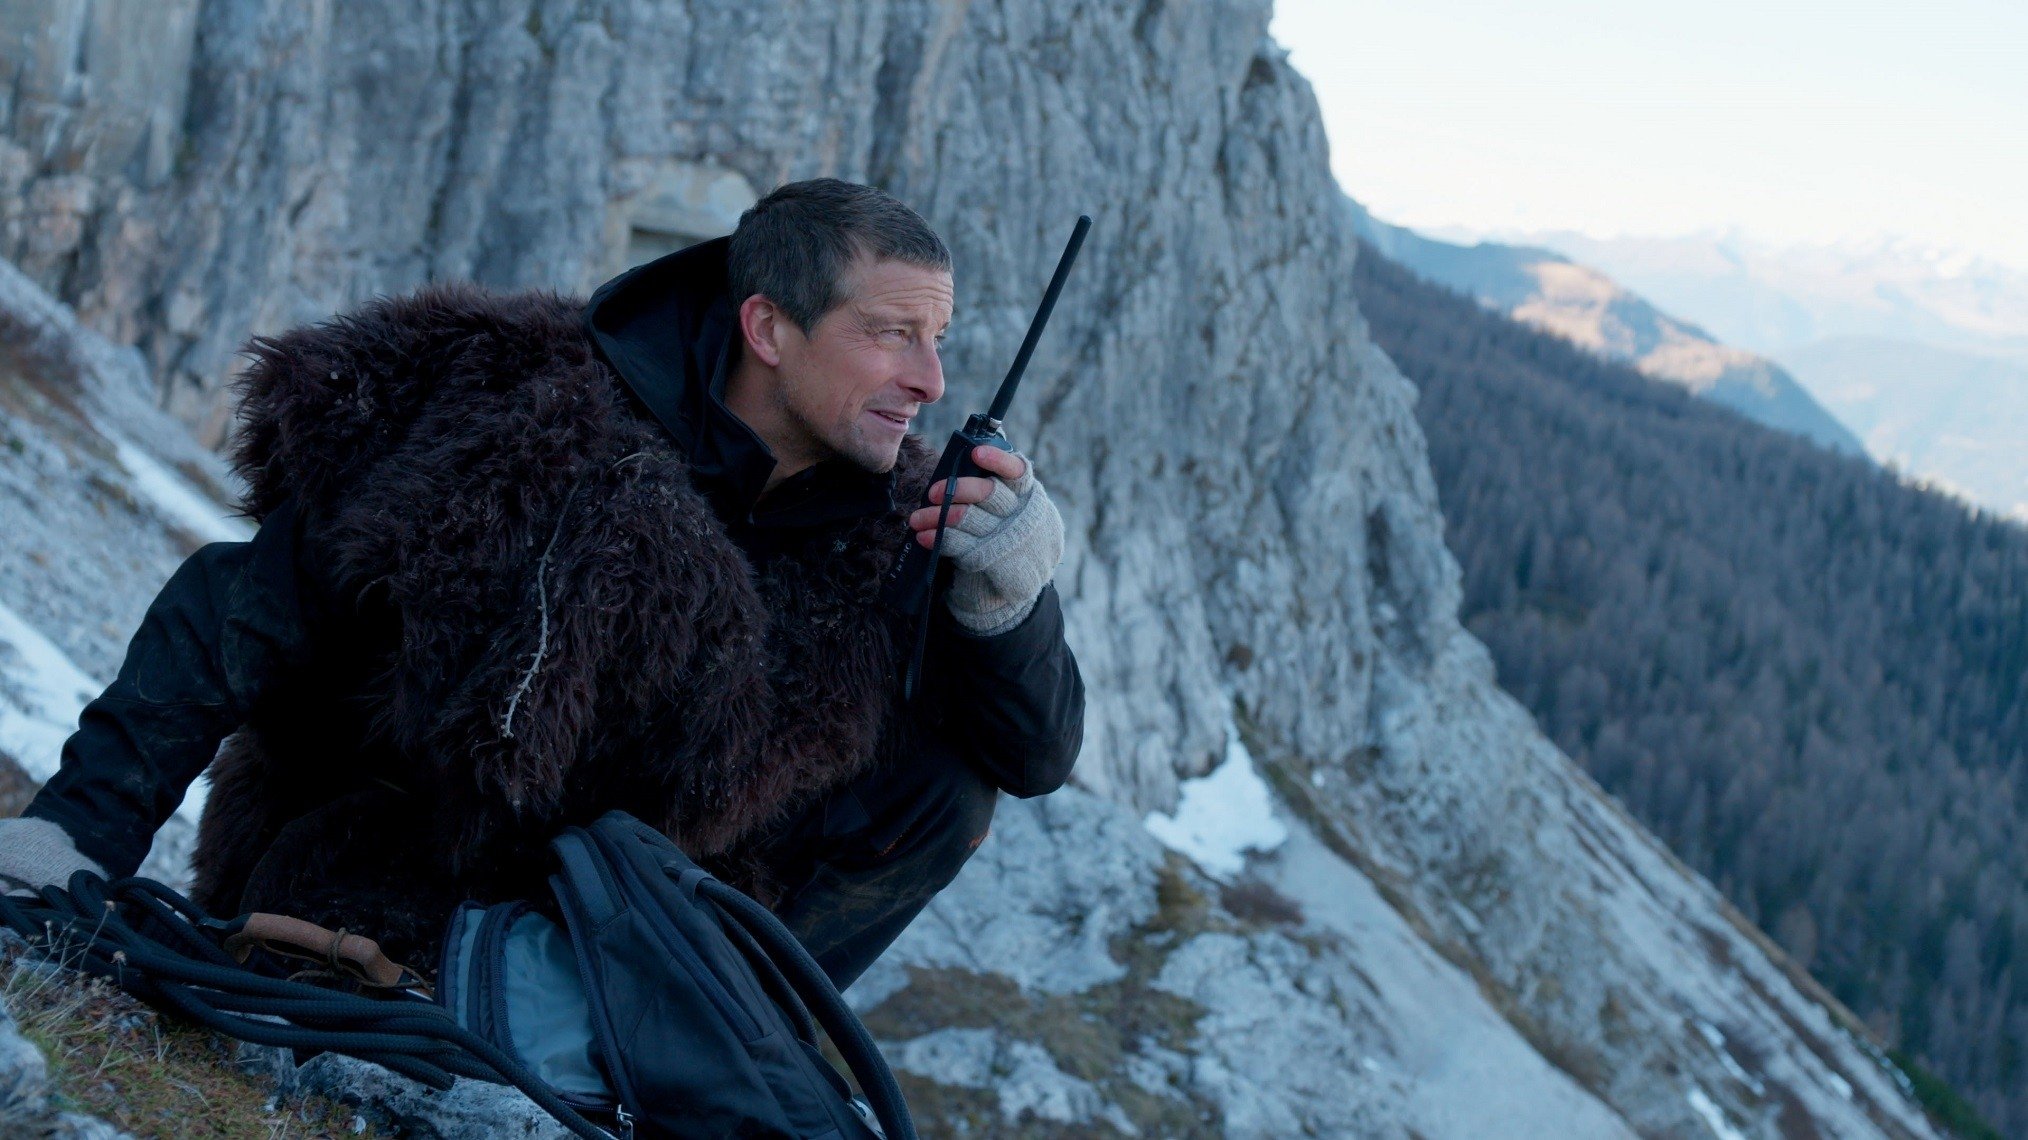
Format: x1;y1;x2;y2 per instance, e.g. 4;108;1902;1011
936;457;1064;636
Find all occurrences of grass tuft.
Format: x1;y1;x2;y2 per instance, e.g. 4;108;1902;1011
3;939;379;1138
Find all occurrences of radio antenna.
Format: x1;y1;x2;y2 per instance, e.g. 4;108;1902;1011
985;215;1091;425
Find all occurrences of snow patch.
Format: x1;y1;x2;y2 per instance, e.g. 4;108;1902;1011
0;598;206;839
1686;1087;1747;1140
111;436;251;545
1143;721;1288;878
0;600;103;783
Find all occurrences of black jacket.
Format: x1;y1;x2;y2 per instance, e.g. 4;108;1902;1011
26;238;1082;936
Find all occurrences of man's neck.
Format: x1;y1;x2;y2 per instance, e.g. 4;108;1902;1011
724;356;818;492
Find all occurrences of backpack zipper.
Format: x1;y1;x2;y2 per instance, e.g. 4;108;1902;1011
548;861;647;1128
478;902;529;1050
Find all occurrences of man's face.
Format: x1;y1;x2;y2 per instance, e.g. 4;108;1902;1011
770;255;954;472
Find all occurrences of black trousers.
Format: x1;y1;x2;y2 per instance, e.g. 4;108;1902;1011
762;747;1000;991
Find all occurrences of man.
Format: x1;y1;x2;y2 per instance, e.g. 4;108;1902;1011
0;179;1083;988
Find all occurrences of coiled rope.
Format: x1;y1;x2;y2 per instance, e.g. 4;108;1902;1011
0;872;610;1139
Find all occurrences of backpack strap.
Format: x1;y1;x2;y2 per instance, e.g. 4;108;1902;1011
695;877;918;1140
715;902;822;1046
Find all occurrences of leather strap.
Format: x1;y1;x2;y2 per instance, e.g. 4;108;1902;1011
224;912;422;992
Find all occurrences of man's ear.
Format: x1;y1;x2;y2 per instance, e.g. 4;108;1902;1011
738;294;787;368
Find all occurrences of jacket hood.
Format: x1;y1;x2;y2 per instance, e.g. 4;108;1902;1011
584;237;776;521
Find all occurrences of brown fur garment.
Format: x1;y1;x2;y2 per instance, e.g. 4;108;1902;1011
191;284;930;953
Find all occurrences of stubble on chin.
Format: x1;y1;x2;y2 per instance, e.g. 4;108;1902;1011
849;438;903;473
834;418;904;474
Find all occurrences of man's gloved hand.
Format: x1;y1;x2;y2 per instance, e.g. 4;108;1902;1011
0;816;104;896
908;445;1064;636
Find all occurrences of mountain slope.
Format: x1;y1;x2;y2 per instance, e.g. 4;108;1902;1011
1354;241;2027;1136
0;1;1949;1136
1782;336;2028;519
1349;202;1865;455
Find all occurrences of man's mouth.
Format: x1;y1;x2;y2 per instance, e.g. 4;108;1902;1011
868;410;912;430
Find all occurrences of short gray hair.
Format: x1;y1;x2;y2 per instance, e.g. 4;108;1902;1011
727;178;951;332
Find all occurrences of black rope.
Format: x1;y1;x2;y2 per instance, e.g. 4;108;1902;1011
718;904;820;1047
0;872;611;1140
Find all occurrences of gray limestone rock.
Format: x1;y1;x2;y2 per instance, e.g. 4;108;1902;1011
286;1054;570;1140
212;1041;564;1140
1;997;52;1131
852;784;1164;1010
887;1027;1137;1133
862;790;1639;1138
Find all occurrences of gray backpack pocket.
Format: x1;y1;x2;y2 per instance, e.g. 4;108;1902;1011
437;900;614;1109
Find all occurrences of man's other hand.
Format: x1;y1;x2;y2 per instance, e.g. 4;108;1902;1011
0;816;104;896
908;446;1065;636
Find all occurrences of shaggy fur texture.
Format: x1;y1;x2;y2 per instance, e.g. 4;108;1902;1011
191;284;931;955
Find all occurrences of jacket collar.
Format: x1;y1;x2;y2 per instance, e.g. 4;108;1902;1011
583;237;897;531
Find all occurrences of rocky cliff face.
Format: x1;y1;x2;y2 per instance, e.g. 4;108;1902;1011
0;2;1946;1137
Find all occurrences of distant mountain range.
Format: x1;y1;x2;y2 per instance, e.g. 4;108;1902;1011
1348;202;1865;456
1512;231;2028;520
1515;231;2028;363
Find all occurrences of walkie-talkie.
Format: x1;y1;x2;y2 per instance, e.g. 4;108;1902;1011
891;215;1092;697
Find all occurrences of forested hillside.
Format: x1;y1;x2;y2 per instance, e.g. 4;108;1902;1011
1353;245;2028;1134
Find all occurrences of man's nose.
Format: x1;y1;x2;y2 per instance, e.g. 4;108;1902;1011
902;341;945;404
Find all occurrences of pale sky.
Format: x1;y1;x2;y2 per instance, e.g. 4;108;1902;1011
1270;0;2028;269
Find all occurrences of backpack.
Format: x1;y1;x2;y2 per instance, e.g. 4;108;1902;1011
439;811;913;1139
0;810;916;1140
